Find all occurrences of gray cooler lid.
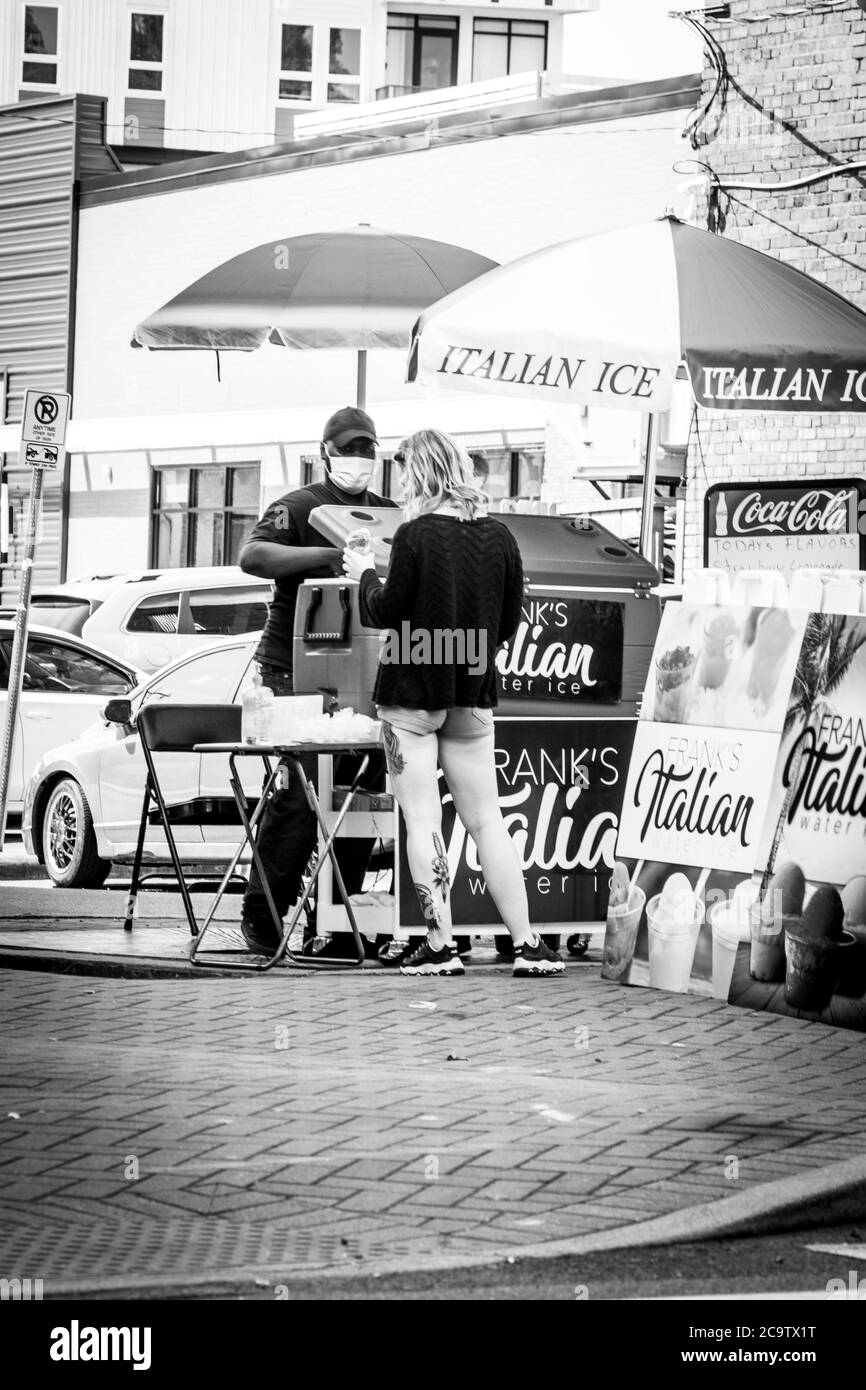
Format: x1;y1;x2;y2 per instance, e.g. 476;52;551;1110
495;514;660;587
310;505;659;588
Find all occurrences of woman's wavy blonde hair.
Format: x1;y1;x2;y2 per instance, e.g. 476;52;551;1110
395;428;488;521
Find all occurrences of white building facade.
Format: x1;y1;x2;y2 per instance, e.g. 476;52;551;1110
0;0;592;156
0;2;698;594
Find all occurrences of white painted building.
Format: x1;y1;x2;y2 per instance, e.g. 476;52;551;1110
0;0;594;157
0;3;699;592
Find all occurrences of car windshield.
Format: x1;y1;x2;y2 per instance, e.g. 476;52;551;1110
29;598;95;633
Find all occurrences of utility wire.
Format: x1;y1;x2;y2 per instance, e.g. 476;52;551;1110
725;191;866;273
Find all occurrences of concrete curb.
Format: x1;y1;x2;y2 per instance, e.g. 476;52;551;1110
31;1154;866;1297
0;948;236;980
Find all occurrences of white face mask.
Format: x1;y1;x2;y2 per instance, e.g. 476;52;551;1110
326;453;373;494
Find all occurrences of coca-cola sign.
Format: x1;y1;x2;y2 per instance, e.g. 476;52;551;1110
496;596;624;703
705;480;866;580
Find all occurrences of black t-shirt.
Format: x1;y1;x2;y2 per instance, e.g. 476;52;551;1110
249;478;395;673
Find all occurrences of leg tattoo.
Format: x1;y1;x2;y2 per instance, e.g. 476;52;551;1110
414;883;441;927
381;720;405;776
431;832;450;900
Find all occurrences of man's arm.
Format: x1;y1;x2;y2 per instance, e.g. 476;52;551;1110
239;539;339;580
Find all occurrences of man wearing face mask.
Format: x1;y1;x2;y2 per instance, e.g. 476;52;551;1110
238;406;396;956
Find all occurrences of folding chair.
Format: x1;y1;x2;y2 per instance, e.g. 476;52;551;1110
123;702;244;935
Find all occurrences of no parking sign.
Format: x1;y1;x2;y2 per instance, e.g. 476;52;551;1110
20;389;70;470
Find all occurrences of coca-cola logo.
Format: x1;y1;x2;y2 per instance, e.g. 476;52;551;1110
717;488;855;537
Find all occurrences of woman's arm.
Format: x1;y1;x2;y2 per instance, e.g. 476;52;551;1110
356;527;419;628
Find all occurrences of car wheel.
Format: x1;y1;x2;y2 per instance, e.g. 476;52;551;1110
43;778;111;888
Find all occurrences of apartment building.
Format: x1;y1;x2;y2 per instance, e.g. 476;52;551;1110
0;0;591;158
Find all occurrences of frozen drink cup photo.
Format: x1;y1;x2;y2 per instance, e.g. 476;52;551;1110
708;899;742;1001
647;873;703;993
601;863;646;983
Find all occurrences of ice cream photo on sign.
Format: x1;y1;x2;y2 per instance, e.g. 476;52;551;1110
645;603;804;734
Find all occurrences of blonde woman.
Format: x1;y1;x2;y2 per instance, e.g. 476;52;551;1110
343;428;564;979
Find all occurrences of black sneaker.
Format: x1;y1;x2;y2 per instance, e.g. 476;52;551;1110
512;935;565;977
240;918;281;955
399;939;464;977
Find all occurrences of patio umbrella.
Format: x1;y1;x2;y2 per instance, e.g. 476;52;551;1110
407;215;866;553
132;224;497;408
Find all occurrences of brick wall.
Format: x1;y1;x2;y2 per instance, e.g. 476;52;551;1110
683;0;866;573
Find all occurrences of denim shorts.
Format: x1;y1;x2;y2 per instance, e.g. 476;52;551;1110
377;705;494;741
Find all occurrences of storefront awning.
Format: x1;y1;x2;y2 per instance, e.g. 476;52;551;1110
0;398;547;456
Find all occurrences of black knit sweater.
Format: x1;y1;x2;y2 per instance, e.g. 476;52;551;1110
358;512;524;710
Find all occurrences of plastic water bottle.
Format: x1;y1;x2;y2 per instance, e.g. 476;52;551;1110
242;670;274;744
345;527;372;555
257;680;274;743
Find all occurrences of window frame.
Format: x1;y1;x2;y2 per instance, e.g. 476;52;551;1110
21;2;60;90
274;20;366;110
1;633;136;696
127;6;166;97
278;20;314;103
184;584;272;639
385;11;459;93
326;25;362;104
472;16;548;82
149;462;261;569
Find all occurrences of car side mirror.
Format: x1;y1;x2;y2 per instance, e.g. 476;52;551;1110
104;697;132;726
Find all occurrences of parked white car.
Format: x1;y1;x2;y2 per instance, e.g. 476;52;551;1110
0;620;143;826
23;636;271;886
19;568;273;674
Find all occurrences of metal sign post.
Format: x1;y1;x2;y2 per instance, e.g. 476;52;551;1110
0;389;70;850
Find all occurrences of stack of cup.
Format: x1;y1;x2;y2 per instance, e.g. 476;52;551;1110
683;568;732;606
730;569;788;607
822;574;864;616
788;568;827;612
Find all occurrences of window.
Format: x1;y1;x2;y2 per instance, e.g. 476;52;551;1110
328;27;361;103
13;638;133;695
140;645;252;706
151;464;260;568
129;11;164;91
187;586;271;637
469;448;544;502
22;5;58;86
28;597;95;634
126;592;180;635
472;18;547;82
385;13;458;95
279;22;313;101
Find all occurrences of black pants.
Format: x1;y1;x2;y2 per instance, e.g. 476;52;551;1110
242;662;385;930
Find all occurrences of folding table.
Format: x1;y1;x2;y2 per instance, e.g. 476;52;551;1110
189;736;384;971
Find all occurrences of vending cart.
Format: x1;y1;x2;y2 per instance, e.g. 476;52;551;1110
294;505;661;945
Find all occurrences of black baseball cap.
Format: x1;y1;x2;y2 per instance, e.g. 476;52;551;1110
323;406;378;447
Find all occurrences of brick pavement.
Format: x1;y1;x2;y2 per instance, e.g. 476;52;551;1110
1;961;865;1290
